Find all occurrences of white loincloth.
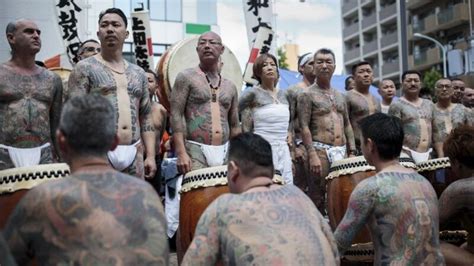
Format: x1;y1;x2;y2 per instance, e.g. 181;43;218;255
254;103;293;184
107;140;140;171
403;146;432;164
186;140;228;167
313;141;347;164
165;170;182;238
0;143;51;168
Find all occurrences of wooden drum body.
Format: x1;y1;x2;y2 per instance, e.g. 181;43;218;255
177;165;283;262
416;157;456;198
0;163;70;228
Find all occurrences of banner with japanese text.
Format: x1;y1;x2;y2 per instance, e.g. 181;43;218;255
243;27;274;85
131;10;154;70
242;0;274;49
55;0;83;64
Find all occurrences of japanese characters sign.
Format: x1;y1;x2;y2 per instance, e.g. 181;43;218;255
242;0;273;49
243;27;274;85
55;0;82;64
131;10;154;70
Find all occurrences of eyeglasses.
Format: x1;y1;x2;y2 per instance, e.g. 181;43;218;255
83;47;101;53
198;40;222;46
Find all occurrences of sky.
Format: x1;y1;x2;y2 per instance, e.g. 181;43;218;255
216;0;344;74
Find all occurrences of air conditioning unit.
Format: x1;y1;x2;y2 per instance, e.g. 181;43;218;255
466;47;474;74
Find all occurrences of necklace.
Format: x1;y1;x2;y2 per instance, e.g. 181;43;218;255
200;66;221;103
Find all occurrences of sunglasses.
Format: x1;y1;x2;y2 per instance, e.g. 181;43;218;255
83;47;101;53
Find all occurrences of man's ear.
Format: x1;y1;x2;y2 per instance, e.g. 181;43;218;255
367;138;375;153
228;160;239;183
56;129;68;156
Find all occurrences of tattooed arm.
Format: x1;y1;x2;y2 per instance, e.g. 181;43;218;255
228;85;241;138
67;62;90;100
387;102;401;119
182;200;220;265
50;74;63;160
342;101;356;155
171;72;192;174
334;179;375;254
432;113;445;158
297;92;321;176
238;88;255;132
285;90;294;148
318;211;341;263
139;74;157;179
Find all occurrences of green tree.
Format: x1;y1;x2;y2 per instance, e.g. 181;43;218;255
422;68;442;97
277;47;289;70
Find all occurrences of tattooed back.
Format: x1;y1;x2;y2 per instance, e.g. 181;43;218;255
335;171;444;265
3;171;169;265
183;185;339;265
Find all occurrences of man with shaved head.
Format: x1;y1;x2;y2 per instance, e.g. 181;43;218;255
170;31;240;175
432;78;471;157
464;87;474;108
0;19;63;170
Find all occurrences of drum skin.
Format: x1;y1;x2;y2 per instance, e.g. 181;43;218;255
177;185;229;262
327;170;375;244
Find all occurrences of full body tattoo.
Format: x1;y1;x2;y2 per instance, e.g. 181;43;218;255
388;98;434;153
3;171;169;265
433;104;471;156
334;171;444;265
182;185;340;265
67;56;154;177
0;64;63;169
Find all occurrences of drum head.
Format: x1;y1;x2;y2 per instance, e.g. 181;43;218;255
156;36;243;102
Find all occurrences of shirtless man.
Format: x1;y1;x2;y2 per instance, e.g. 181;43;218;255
286;53;315;191
378;79;396;114
388;70;434;163
182;132;339;265
463;87;474;108
334;113;444;265
297;48;356;213
77;39;101;61
3;95;169;265
344;75;355;91
438;125;474;264
0;19;63;170
170;31;240;174
345;61;381;150
68;8;156;179
432;78;471;157
451;78;465;104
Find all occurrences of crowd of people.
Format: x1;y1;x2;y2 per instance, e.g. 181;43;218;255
1;6;474;265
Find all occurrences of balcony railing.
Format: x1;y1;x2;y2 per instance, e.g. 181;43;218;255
412;46;442;69
344;48;361;62
342;0;358;15
379;2;397;20
406;0;431;10
362;12;377;29
437;3;469;30
381;31;398;48
382;59;400;75
363;40;378;54
343;23;359;38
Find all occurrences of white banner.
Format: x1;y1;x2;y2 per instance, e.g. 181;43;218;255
55;0;84;64
243;27;275;85
242;0;274;49
131;10;154;70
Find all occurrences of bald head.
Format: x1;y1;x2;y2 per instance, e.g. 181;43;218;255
198;31;222;44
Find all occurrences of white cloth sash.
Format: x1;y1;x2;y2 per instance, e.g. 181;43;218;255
107;140;141;171
403;146;432;164
313;141;347;164
165;173;182;238
0;143;50;168
253;103;290;143
187;140;228;167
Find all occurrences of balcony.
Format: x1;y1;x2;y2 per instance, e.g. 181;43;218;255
344;48;361;62
436;3;469;31
382;59;400;75
342;0;358;15
343;23;359;38
381;31;398;48
362;12;377;29
410;46;442;70
406;0;431;10
422;14;437;34
363;39;378;55
379;3;397;21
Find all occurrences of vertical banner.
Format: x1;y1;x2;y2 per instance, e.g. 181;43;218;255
242;0;274;49
131;10;154;70
243;27;274;85
55;0;83;64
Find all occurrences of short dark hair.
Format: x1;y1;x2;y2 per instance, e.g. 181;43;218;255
5;22;16;35
444;125;474;169
228;132;274;178
359;113;404;160
60;95;117;157
314;48;336;64
401;70;422;82
252;53;279;86
450;78;464;82
145;69;158;81
99;8;128;28
80;39;99;49
351;61;371;75
345;75;353;90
